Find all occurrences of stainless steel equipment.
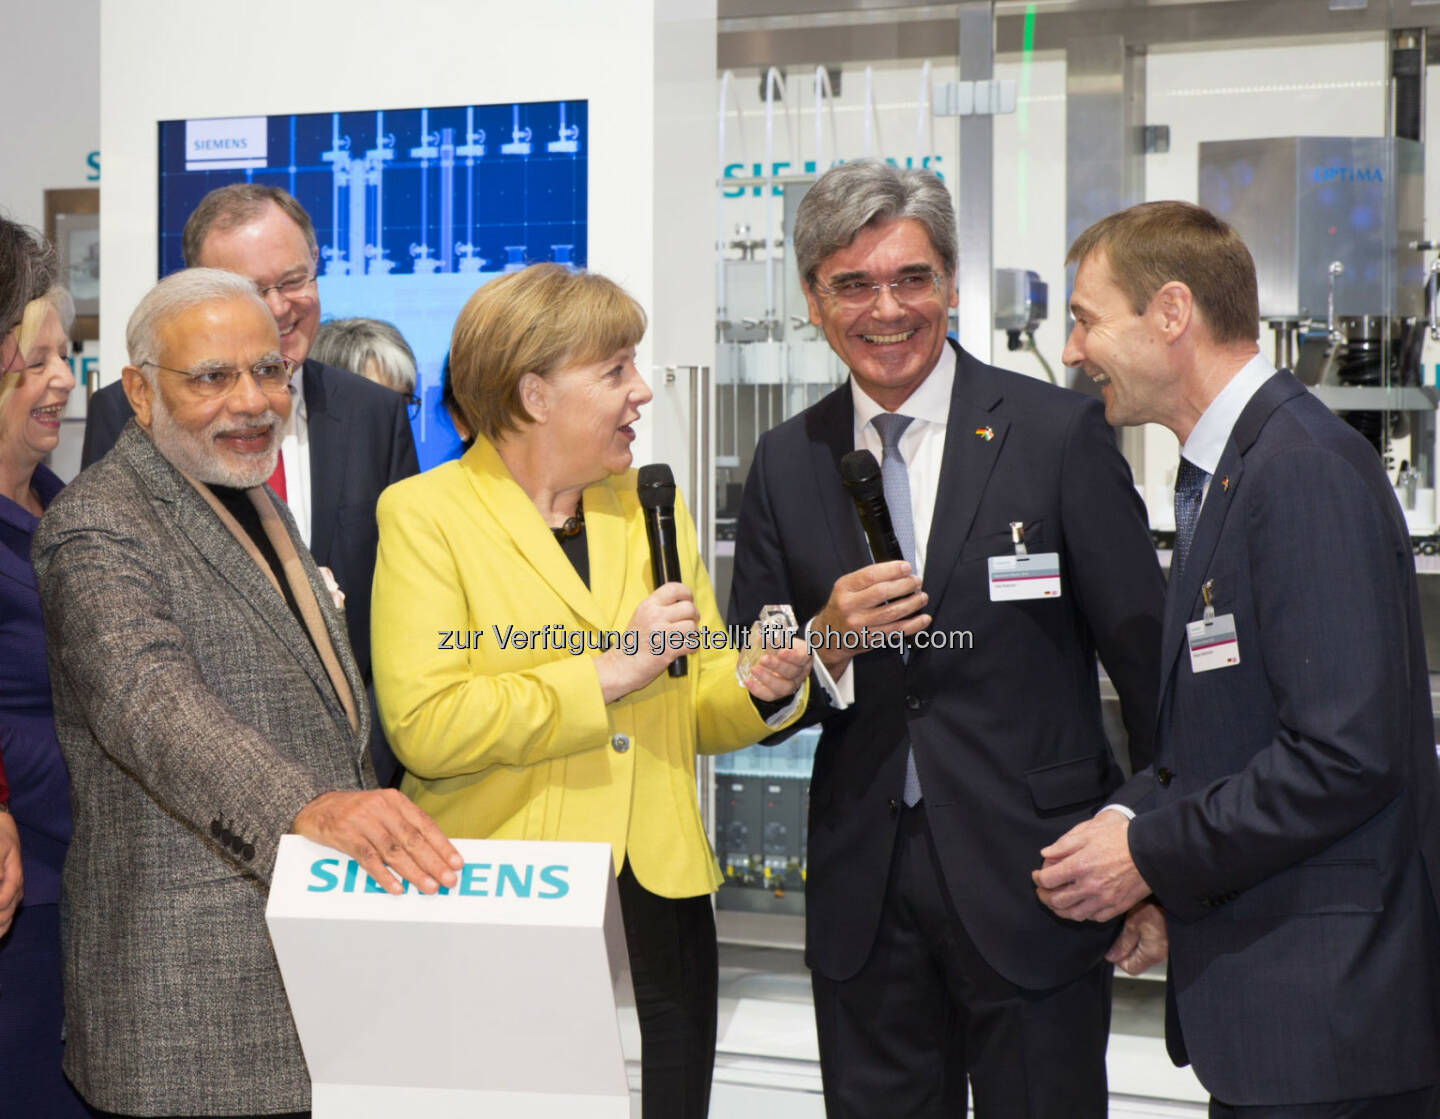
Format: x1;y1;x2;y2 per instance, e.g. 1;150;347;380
1199;137;1437;495
994;267;1048;341
1198;136;1423;323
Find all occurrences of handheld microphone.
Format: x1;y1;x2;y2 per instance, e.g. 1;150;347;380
637;463;688;678
839;450;905;564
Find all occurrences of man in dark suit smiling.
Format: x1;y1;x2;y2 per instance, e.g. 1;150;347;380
82;185;416;783
1036;200;1440;1117
728;161;1165;1118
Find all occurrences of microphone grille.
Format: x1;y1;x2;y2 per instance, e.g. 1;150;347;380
637;463;677;509
839;449;883;487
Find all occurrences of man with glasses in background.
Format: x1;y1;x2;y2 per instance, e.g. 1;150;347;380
36;268;460;1118
728;161;1166;1118
83;184;418;784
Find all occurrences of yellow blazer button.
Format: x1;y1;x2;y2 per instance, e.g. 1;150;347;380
612;734;631;753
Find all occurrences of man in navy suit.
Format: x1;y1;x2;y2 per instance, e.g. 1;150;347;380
1036;200;1440;1117
728;161;1165;1117
82;185;416;784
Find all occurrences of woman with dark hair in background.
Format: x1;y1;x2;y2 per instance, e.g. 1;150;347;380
0;214;96;1115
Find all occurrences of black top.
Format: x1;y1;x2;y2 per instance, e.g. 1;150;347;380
208;484;316;656
552;518;590;587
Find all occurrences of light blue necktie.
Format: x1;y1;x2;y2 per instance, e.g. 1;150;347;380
1172;456;1208;581
871;412;923;806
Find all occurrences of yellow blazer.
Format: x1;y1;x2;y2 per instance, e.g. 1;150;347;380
371;437;805;898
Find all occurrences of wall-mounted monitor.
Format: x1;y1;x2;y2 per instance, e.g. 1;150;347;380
158;100;588;468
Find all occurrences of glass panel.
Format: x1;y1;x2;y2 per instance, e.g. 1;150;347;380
707;3;1440;1105
711;52;959;918
710;0;1440;917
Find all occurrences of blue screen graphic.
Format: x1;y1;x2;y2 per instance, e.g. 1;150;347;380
158;101;589;469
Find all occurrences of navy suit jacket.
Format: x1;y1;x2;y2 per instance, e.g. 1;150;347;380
1121;369;1440;1105
729;341;1166;989
81;362;418;781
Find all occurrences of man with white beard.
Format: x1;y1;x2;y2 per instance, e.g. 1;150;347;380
32;268;461;1119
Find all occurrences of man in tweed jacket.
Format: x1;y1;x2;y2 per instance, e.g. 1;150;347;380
34;269;460;1118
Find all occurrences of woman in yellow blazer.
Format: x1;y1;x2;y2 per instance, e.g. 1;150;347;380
371;264;810;1118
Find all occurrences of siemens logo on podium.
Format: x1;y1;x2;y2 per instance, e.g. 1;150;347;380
307;858;570;898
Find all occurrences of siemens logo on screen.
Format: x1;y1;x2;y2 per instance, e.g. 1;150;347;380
307;858;570;898
191;138;250;151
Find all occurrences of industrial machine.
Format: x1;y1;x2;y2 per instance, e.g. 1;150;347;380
1199;136;1439;534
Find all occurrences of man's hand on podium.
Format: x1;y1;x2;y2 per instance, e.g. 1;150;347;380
293;789;463;895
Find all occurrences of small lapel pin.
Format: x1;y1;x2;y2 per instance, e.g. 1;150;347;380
975;426;994;442
1220;476;1230;492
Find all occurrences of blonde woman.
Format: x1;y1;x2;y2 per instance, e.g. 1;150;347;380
372;264;810;1117
0;217;94;1115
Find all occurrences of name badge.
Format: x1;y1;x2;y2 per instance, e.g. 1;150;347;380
988;553;1062;601
1187;613;1240;672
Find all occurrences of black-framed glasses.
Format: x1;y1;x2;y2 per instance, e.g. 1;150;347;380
405;393;422;419
255;273;316;302
812;269;946;309
141;357;296;398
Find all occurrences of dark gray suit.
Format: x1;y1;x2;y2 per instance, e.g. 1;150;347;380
35;425;375;1115
1121;370;1440;1107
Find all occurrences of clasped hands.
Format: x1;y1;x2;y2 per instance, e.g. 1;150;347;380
1033;809;1168;976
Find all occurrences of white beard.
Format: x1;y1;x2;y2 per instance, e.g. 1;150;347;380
149;392;283;489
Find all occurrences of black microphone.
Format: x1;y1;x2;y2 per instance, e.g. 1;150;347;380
839;450;905;564
637;463;688;678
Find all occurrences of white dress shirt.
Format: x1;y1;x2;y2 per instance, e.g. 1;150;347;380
1180;351;1275;510
277;363;312;547
811;343;957;707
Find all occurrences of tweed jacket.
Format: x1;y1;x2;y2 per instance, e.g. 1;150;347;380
34;424;374;1116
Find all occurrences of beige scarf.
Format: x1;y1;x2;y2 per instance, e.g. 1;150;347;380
185;476;360;734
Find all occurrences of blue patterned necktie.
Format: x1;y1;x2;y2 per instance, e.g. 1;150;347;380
1172;456;1208;580
871;412;923;806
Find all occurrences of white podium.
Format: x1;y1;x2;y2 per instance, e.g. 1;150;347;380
266;835;636;1118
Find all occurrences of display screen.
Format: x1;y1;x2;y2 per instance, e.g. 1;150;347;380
158;100;589;468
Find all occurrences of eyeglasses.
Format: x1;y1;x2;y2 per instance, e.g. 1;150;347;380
812;269;946;309
405;393;422;419
255;273;316;302
141;357;296;398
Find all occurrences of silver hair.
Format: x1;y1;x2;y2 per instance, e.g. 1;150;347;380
126;268;272;379
792;160;958;287
310;316;417;394
45;285;76;333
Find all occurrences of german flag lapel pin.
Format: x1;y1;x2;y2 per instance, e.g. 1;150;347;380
1220;476;1230;492
975;426;994;442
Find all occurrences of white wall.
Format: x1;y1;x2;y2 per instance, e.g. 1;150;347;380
2;0;100;481
0;0;99;233
99;0;716;470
